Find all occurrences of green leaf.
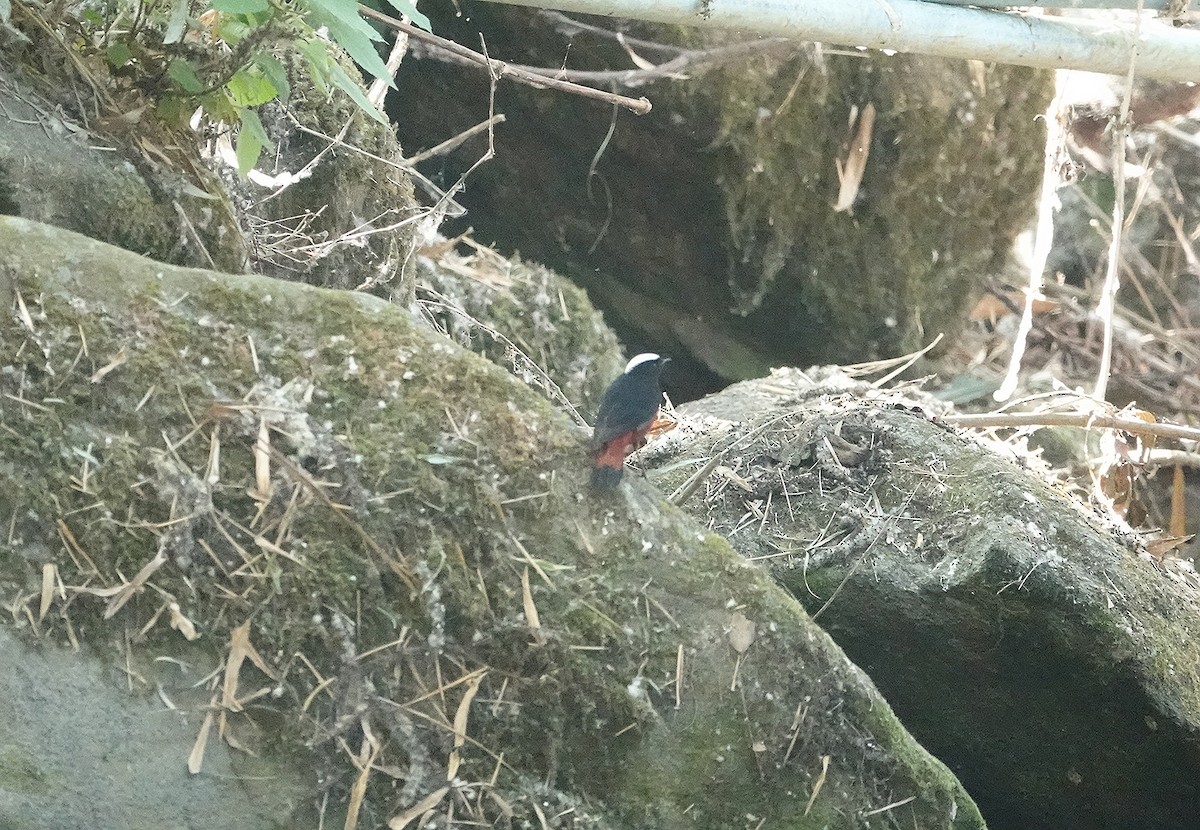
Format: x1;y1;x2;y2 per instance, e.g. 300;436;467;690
254;53;290;102
299;37;389;125
167;58;205;94
326;59;390;125
298;0;391;85
235;108;271;174
216;16;252;44
155;94;192;127
199;89;239;123
106;41;134;68
382;0;430;32
212;0;269;12
227;68;278;107
296;38;331;93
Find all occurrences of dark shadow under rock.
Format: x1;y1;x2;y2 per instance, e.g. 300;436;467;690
641;367;1200;830
390;7;1050;397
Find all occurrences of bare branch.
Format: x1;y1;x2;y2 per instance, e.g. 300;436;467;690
357;6;653;115
507;37;798;87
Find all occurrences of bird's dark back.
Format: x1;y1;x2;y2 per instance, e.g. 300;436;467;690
592;363;665;448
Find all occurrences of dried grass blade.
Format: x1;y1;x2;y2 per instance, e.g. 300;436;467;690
188;702;216;774
251;418;271;501
222;620;278;712
103;547;167;619
521;567;545;646
39;563;56;621
388;786;449;830
447;670;485;781
804;754;830;816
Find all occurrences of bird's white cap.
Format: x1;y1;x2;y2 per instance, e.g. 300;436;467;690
624;353;662;373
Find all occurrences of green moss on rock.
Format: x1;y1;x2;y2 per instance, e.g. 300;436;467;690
0;217;982;829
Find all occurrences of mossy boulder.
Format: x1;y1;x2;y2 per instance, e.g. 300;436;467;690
417;251;624;416
0;66;247;273
0;217;981;830
640;367;1200;830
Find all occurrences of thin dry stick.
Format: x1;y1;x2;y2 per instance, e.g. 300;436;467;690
1094;0;1144;401
406;115;507;165
368;29;410;109
357;6;652;115
539;10;686;56
943;411;1200;443
869;333;943;388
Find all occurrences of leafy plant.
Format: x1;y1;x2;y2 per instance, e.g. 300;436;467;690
77;0;430;173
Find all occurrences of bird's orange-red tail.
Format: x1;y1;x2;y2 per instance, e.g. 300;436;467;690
591;438;631;489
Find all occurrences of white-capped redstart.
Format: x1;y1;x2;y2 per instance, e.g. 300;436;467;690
590;353;670;489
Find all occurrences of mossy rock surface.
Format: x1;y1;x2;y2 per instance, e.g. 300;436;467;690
0;217;982;830
641;367;1200;830
0;66;246;273
417;252;624;417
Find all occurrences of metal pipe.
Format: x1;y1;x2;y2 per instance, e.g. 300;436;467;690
476;0;1200;81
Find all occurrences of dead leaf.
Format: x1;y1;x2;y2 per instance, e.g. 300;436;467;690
834;102;875;213
345;732;383;830
521;567;545;646
188;703;216;774
39;563;56;622
14;288;35;333
222;620;278;712
1144;534;1194;559
805;754;831;816
447;670;485;781
103;547;167;619
968;291;1059;323
250;418;271;502
616;31;659;71
729;612;756;654
716;466;753;492
644;414;677;440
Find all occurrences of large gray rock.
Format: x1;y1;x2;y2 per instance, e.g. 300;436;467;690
0;68;246;273
417;252;624;417
641;367;1200;830
0;217;983;830
0;628;307;830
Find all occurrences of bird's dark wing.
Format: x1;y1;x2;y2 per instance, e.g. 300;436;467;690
591;373;661;450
